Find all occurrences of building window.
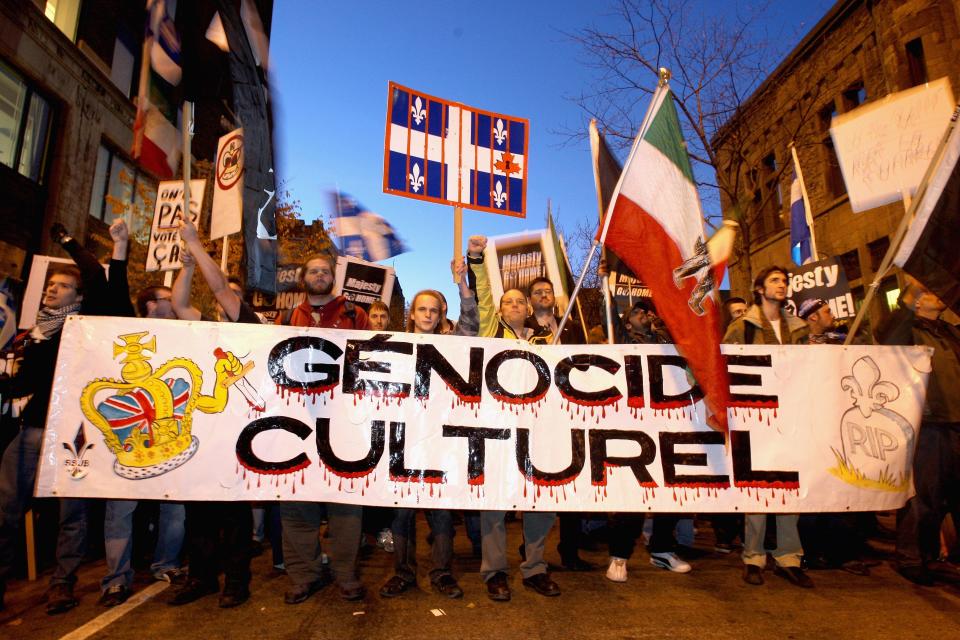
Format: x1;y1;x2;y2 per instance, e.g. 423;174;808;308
905;38;928;87
867;236;890;273
88;144;158;244
839;249;861;282
0;61;54;184
820;102;846;199
760;152;783;235
33;0;82;42
842;82;867;111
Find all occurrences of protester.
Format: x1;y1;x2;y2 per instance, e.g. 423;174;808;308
0;221;125;614
469;236;561;601
99;222;188;607
881;276;960;587
523;276;593;571
276;253;369;603
724;265;812;588
606;299;691;582
368;300;390;331
793;297;870;576
722;296;748;327
380;254;479;600
166;220;257;608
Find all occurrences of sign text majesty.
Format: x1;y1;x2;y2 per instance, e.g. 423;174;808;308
37;317;931;512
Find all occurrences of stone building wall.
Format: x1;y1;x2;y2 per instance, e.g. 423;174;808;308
715;0;960;328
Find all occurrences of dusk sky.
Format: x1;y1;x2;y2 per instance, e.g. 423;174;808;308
270;0;835;314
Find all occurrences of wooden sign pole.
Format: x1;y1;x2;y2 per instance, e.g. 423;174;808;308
453;206;463;283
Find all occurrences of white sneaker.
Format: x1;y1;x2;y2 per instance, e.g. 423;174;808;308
606;557;628;582
649;552;692;573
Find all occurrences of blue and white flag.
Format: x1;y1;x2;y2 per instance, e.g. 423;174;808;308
330;192;409;262
789;152;815;265
147;0;181;86
384;82;528;217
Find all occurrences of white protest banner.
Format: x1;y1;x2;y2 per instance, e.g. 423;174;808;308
37;316;930;513
785;257;855;320
145;180;207;272
334;256;394;308
210;129;244;240
830;77;954;212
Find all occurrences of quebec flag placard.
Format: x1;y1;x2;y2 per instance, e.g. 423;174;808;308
383;81;528;217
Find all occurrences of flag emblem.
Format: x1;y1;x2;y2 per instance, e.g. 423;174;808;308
383;81;529;217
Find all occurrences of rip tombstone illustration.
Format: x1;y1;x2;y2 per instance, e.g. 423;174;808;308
830;356;915;491
77;331;249;479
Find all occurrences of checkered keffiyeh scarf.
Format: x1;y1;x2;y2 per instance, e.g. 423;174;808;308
33;302;81;339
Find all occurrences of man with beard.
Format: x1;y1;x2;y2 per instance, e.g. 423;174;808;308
277;255;370;603
724;265;812;588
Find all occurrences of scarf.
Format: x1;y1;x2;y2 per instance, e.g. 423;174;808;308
33;302;81;339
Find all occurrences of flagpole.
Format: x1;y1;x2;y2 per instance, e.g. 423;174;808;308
221;235;230;272
173;100;193;290
790;143;818;259
133;14;152;233
843;102;960;345
589;119;617;345
453;206;463;284
555;71;672;345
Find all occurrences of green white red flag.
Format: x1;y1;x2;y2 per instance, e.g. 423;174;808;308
597;83;730;432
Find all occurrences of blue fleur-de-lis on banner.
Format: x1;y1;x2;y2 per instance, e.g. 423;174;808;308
491;180;506;207
411;97;426;126
409;163;424;193
493;118;508;145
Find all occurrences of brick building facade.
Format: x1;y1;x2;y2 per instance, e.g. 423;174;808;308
713;0;960;327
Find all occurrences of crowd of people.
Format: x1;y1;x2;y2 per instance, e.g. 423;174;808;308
0;222;958;616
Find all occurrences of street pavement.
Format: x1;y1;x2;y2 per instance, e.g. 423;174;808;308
1;514;958;640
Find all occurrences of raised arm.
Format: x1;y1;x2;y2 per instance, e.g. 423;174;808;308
51;222;109;315
178;219;241;321
171;248;202;320
452;257;478;337
466;235;496;337
107;218;135;318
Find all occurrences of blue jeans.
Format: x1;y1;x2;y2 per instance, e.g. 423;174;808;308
102;500;185;590
0;427;87;589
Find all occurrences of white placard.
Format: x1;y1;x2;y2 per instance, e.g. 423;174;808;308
145;180;207;272
210;129;244;240
830;78;955;212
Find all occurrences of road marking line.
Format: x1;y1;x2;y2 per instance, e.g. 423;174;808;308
58;581;169;640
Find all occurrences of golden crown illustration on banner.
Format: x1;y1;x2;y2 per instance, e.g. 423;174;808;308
79;331;237;479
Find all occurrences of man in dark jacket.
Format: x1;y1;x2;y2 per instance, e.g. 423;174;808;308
0;221;125;613
881;276;960;587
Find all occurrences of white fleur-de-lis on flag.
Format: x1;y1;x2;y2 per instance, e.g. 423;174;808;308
411;96;426;126
493;118;508;145
491;180;506;207
409;163;424;193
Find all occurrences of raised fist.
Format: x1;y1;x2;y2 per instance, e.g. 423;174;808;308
50;222;69;244
109;218;129;243
178;218;199;244
467;235;487;257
